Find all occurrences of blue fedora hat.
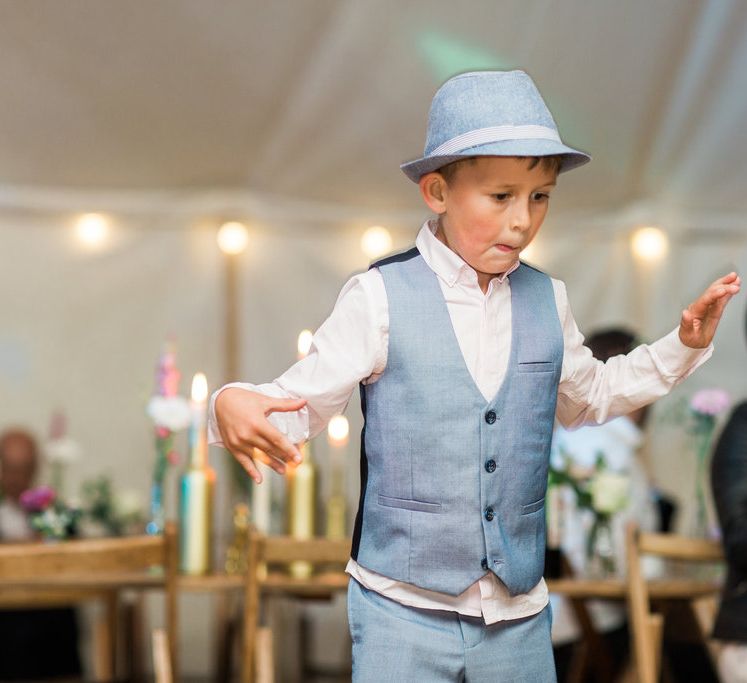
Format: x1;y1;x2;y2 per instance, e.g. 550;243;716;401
401;70;590;182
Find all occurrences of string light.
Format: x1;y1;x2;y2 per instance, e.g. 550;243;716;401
361;226;393;258
631;226;668;262
217;221;249;255
75;213;109;249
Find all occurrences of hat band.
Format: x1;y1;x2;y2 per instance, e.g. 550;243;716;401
428;125;561;157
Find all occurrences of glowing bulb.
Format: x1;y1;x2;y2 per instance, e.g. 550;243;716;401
191;372;208;403
75;213;109;249
328;415;350;446
297;329;313;359
631;226;668;262
217;221;249;255
361;226;393;259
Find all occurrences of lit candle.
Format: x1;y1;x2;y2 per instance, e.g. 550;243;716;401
297;329;313;360
188;373;208;469
179;372;215;575
325;415;349;539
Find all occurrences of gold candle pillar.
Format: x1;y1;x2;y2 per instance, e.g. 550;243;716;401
287;441;316;578
179;373;216;575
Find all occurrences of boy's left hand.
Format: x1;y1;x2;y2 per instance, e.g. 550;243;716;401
679;272;741;348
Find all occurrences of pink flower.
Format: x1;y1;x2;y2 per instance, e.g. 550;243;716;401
20;486;56;512
167;451;180;466
155;347;181;398
690;389;731;417
156;426;171;439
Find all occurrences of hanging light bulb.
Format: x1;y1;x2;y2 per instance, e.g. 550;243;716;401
361;226;393;259
631;226;668;262
217;221;249;255
75;213;109;250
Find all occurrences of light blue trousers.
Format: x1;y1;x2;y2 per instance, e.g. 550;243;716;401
348;578;556;682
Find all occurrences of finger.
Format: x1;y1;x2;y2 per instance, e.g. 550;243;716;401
263;397;307;415
253;423;303;464
234;452;263;484
251;444;288;475
689;283;741;317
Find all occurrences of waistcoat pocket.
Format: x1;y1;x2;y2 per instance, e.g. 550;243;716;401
521;497;545;515
378;494;442;513
517;361;555;373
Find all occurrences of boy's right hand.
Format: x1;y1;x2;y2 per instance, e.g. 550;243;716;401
214;388;307;484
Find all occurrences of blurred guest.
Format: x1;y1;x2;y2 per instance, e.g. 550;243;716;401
549;328;658;679
711;307;747;683
0;429;38;540
0;428;81;680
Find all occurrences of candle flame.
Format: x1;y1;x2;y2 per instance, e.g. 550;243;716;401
191;373;208;402
328;414;349;445
297;329;313;359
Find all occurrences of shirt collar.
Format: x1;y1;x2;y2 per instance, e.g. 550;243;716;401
414;220;520;288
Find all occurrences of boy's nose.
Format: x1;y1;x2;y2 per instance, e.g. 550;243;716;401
509;202;531;232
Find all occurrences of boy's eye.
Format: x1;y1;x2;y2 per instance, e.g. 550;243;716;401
493;193;510;201
532;192;550;201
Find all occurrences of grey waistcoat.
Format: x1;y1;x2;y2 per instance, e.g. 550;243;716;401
351;248;563;596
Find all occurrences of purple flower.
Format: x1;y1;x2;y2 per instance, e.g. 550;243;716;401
690;389;731;417
20;485;56;512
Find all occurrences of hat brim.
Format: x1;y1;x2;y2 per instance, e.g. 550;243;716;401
400;139;591;182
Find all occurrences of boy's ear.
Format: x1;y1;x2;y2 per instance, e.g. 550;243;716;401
418;172;448;214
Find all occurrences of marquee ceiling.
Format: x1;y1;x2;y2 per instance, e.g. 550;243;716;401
0;0;745;226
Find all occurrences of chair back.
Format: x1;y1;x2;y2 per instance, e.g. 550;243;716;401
0;522;179;678
626;524;724;683
242;530;351;683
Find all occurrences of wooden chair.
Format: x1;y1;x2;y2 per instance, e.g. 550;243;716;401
625;524;724;683
242;530;351;683
0;522;179;681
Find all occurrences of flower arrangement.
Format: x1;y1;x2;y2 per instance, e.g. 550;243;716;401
20;485;82;541
145;343;190;534
686;388;730;536
549;452;630;576
81;476;144;536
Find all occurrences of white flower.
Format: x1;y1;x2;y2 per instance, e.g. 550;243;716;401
589;471;630;515
146;395;191;431
113;490;143;518
45;436;82;464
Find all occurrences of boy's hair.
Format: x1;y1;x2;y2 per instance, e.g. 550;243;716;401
438;155;564;184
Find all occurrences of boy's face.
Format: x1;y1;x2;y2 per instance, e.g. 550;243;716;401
422;157;557;288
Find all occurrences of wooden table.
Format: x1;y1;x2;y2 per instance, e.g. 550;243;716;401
546;576;721;683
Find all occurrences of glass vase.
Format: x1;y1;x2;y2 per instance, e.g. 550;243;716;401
586;514;616;578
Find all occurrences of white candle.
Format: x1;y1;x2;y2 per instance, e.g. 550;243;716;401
251;456;272;534
189;373;208;469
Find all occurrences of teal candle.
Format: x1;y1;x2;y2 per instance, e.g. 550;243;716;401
179;373;215;574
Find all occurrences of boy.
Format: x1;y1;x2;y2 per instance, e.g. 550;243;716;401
210;70;740;681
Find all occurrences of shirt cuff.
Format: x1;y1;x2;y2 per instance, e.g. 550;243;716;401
207;382;310;447
650;327;713;380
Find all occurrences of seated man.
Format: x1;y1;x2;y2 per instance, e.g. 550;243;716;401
711;306;747;683
0;428;81;681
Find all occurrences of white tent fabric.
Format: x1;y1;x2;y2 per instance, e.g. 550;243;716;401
1;1;746;676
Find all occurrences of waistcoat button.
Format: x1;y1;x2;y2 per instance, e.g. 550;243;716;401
485;459;496;473
485;410;497;424
481;557;489;570
484;506;495;521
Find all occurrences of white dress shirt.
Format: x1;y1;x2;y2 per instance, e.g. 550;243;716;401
209;220;711;624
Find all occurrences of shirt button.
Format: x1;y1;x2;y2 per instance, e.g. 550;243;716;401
485;410;497;424
485;459;496;473
484;507;495;522
481;557;489;570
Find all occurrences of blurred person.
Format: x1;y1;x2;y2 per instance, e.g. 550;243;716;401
0;428;81;681
711;304;747;683
549;329;658;679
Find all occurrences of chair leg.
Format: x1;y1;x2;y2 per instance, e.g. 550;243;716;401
647;613;664;682
152;628;173;683
256;626;274;683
